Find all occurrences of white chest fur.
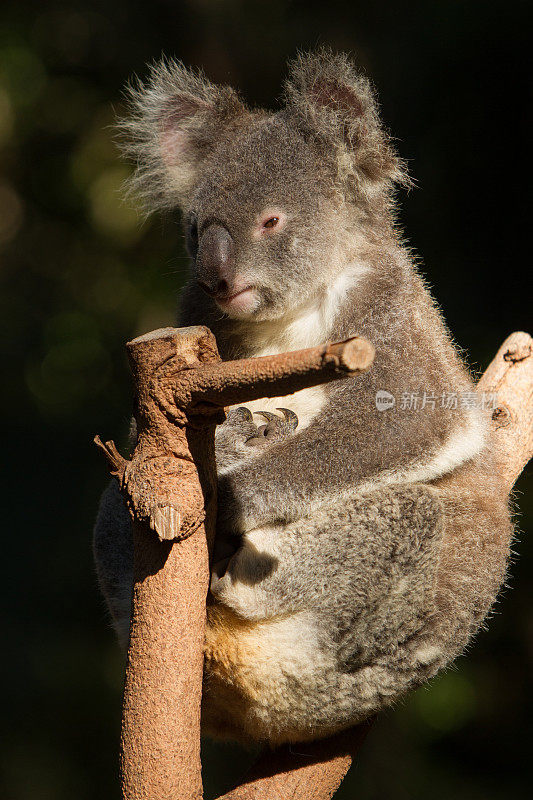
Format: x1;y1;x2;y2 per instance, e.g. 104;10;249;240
227;263;367;429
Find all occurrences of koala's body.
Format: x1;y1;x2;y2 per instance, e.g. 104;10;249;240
94;51;512;745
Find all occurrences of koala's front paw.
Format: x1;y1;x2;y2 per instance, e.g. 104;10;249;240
215;407;261;471
215;407;299;471
245;408;298;447
220;406;259;440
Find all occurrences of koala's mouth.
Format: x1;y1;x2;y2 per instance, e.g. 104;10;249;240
216;286;259;316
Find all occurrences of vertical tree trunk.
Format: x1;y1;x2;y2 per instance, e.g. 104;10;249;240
121;524;208;800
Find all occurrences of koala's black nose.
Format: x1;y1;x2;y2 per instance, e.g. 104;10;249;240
195;224;235;297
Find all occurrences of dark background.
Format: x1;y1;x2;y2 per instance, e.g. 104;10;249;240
1;1;531;798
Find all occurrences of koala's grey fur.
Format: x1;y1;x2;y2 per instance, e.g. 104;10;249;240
94;49;512;745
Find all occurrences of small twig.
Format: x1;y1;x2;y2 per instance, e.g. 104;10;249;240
94;435;128;482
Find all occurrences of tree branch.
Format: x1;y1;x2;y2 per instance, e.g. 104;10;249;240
216;720;374;800
477;331;533;489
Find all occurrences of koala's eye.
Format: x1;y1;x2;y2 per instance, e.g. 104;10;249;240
255;212;286;239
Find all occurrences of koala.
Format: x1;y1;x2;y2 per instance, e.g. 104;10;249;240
94;50;512;745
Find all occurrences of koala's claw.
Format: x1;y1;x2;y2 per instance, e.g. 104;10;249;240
232;406;254;422
245;408;299;446
276;407;299;430
254;410;279;423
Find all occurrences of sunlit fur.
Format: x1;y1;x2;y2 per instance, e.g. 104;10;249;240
95;49;512;745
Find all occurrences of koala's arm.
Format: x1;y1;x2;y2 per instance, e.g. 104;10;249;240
217;358;483;535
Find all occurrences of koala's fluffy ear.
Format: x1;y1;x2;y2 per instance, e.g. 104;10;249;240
118;58;247;211
283;49;409;196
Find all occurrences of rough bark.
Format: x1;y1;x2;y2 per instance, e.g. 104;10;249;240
216;720;374;800
477;331;533;490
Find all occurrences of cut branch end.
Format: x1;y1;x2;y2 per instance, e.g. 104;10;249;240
150;503;183;542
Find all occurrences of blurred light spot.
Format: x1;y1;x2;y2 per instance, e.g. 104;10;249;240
0;182;24;246
26;311;112;415
0;87;14;145
413;671;477;732
0;46;47;107
88;165;142;243
90;262;138;313
70;113;119;190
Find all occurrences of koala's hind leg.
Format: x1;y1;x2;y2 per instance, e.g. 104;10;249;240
206;484;451;742
210;483;445;632
93;480;133;649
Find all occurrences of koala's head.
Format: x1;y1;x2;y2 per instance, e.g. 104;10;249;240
120;50;407;321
